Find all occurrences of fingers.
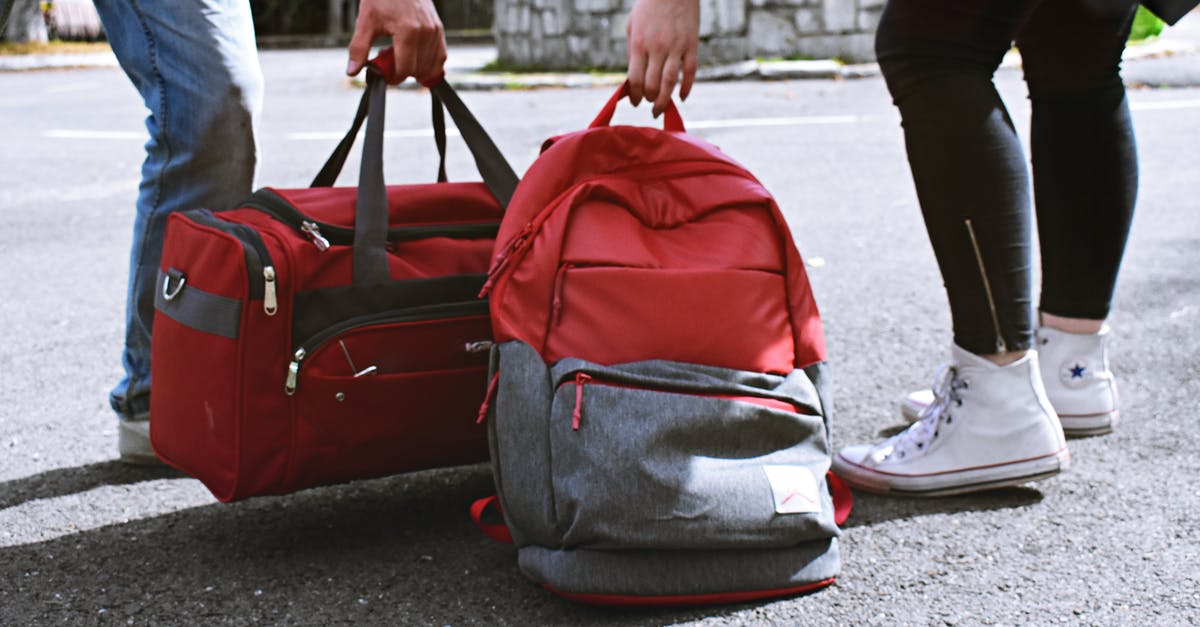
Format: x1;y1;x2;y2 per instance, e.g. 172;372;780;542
624;0;699;113
679;51;697;102
627;46;648;106
346;19;373;76
349;0;446;85
642;52;665;112
652;55;680;117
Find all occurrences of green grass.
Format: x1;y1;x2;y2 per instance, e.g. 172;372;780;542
478;59;621;74
1129;5;1165;43
0;40;111;55
756;54;817;63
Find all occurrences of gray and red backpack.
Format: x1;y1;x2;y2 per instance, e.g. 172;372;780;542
473;84;851;605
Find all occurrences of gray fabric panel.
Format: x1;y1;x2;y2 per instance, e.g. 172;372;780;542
550;357;824;417
804;361;834;447
492;341;558;547
491;341;842;595
546;367;837;550
154;269;242;339
518;538;841;597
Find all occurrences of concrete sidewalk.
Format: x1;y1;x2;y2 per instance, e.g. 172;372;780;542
5;17;1200;86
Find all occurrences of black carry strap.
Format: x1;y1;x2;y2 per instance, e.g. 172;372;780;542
310;84;451;188
311;68;519;285
351;71;392;285
428;81;517;208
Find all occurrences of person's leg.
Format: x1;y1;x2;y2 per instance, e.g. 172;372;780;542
93;0;262;463
1020;0;1138;434
874;0;1047;361
832;0;1070;496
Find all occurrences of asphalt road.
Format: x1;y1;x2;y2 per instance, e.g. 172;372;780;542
1;46;1199;625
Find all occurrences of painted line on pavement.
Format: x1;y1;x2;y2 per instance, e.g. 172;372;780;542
41;100;1199;144
1130;98;1200;111
687;115;859;129
43;129;144;140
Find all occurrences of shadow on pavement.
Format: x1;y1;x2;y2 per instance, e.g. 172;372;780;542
843;487;1045;529
0;463;760;624
0;460;185;510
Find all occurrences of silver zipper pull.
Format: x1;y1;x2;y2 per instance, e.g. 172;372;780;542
285;348;306;395
263;266;278;316
300;221;330;251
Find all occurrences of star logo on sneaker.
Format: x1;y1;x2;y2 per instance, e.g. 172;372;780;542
1060;358;1093;388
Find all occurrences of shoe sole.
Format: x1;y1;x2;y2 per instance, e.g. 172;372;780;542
901;402;1116;438
1058;410;1118;437
117;420;165;466
832;448;1070;498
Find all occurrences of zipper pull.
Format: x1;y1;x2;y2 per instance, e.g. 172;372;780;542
479;223;535;298
284;348;306;395
476;373;501;424
263;266;278;316
572;372;592;430
300;221;331;251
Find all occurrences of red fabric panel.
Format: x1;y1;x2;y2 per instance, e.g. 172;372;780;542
560;201;783;272
284;314;491;490
542;267;794;373
289;364;489;488
150;312;242;501
271;182;503;228
543;578;836;607
302;315;491;376
827;471;854;525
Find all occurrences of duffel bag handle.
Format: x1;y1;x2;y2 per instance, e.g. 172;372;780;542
312;48;520;285
589;80;686;133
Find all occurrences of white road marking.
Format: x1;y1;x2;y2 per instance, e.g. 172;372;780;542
39;97;1200;144
687;115;859;129
43;129;144;140
1130;98;1200;111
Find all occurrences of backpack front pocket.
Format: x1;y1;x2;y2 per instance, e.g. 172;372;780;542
544;362;838;551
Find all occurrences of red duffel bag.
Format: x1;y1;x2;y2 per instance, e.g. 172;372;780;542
149;51;518;501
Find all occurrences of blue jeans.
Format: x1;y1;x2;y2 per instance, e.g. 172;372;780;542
93;0;263;420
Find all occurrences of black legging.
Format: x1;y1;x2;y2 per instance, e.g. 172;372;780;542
876;0;1139;354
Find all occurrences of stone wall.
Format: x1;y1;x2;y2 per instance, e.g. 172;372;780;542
493;0;884;70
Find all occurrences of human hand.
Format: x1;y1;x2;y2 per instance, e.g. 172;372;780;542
625;0;700;117
346;0;447;85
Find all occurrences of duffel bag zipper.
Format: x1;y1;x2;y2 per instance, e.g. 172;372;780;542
480;159;755;298
240;188;501;251
558;369;804;431
283;300;490;395
184;209;279;316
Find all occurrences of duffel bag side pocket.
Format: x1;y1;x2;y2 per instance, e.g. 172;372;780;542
285;300;493;490
150;213;263;502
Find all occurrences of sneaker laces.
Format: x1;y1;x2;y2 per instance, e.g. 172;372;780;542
870;364;967;463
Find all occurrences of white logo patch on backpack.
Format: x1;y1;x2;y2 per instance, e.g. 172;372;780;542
764;465;821;515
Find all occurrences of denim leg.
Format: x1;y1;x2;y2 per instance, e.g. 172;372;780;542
93;0;263;419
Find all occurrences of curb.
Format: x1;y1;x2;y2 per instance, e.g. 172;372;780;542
4;37;1197;87
0;50;118;71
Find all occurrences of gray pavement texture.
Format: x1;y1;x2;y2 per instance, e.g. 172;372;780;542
3;24;1200;627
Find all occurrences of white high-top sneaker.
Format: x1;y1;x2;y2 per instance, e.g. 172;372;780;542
901;327;1119;436
1034;326;1119;435
833;345;1070;497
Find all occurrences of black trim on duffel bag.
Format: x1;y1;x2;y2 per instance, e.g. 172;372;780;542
292;273;488;345
154;268;242;339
